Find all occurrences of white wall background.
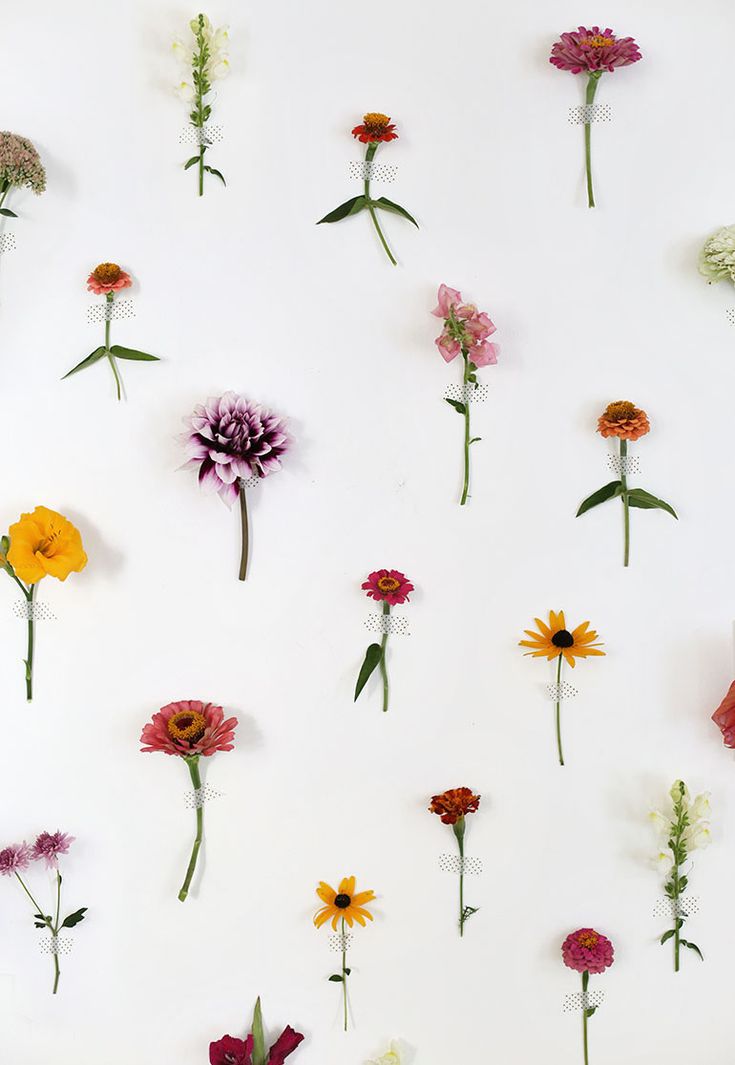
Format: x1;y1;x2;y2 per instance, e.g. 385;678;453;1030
1;1;734;1062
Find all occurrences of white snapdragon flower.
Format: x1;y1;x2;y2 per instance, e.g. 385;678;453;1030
172;39;192;64
213;26;229;50
654;849;674;870
648;810;671;837
686;825;712;851
210;57;230;80
367;1042;402;1065
691;792;711;822
175;81;195;101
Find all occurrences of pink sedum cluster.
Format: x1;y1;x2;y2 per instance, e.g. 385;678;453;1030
0;131;46;194
549;27;642;75
432;284;499;367
562;927;614;974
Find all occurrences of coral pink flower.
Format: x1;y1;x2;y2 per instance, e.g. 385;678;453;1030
433;284;499;366
0;842;31;876
140;700;238;757
432;284;463;319
362;569;414;606
30;831;74;869
562;928;614;974
86;262;133;295
712;680;735;748
549;27;642;74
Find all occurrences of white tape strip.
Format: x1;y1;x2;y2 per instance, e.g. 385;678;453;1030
86;299;135;324
179;125;224;146
438;853;483;875
444;383;489;404
12;600;56;621
39;935;72;956
653;895;699;919
328;932;353;952
364;613;410;636
607;454;640;476
563;990;605;1013
726;309;735;326
184;784;223;809
348;160;398;183
0;233;16;254
237;475;261;491
546;681;578;700
568;104;612;124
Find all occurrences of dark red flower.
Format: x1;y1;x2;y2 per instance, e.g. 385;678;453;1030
429;787;481;825
209;1035;252;1065
712;680;735;748
269;1027;305;1064
351;112;398;143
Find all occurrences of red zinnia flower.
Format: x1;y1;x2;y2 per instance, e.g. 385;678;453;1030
140;700;238;757
351;112;398;143
362;568;414;605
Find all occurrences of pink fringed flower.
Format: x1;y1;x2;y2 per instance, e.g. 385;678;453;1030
433;284;499;505
182;392;291;581
0;842;31;876
356;570;414;712
140;700;238;902
30;831;75;869
549;27;642;74
562;928;614;974
362;569;414;606
550;27;642;208
140;699;238;758
86;262;133;295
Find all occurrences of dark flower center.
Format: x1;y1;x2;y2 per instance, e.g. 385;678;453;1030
93;262;121;284
551;629;574;648
377;576;400;593
167;710;207;743
334;893;351;909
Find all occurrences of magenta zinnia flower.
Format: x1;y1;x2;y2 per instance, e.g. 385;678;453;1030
182;392;290;506
30;831;74;869
140;699;238;758
362;569;414;606
0;842;31;876
562;927;614;974
550;27;642;74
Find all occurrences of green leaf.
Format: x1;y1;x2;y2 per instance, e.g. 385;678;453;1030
251;997;267;1065
469;437;482;444
328;974;344;982
354;643;383;701
374;196;419;228
0;207;17;218
61;907;87;929
585;1007;598;1018
62;346;107;379
109;347;159;365
204;165;226;186
344;967;351;975
660;928;676;944
444;398;467;415
183;156;200;170
576;480;623;516
461;905;479;922
317;196;367;224
681;940;704;960
626;488;678;519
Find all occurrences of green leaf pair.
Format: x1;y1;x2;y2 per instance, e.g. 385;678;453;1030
63;345;160;380
328;971;350;982
354;643;383;701
317;196;418;227
576;480;678;519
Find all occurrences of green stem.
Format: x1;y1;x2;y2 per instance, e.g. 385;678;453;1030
25;584;35;701
104;293;122;401
584;74;600;208
341;917;348;1031
379;602;390;711
238;482;249;581
0;184;9;210
196;19;206;196
14;872;58;993
363;144;397;265
178;756;203;902
582;971;590;1065
460;350;471;505
620;439;630;567
454;817;466;936
555;654;564;766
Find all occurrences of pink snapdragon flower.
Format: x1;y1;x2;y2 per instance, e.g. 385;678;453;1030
433;284;499;366
0;842;31;876
562;927;614;974
30;831;74;869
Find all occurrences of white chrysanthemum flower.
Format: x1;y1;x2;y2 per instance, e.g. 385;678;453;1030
691;792;711;822
367;1042;402;1065
175;81;195;101
699;225;735;285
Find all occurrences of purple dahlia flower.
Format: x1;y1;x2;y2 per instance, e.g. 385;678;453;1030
182;392;290;506
30;831;75;869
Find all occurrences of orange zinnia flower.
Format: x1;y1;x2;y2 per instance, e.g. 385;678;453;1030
314;876;375;930
597;400;650;441
520;610;605;668
351;112;398;143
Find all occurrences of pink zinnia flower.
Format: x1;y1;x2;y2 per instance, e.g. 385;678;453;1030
30;831;75;869
0;842;31;876
86;262;133;295
362;569;414;606
712;680;735;748
182;392;290;506
562;928;614;974
140;699;238;757
549;27;642;74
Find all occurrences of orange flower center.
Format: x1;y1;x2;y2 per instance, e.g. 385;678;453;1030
377;576;401;593
580;35;615;48
603;400;637;422
93;262;121;284
167;710;207;743
577;931;599;948
37;528;62;557
363;112;390;133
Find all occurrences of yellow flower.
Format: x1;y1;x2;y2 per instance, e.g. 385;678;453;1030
7;506;87;584
314;876;376;930
519;610;604;668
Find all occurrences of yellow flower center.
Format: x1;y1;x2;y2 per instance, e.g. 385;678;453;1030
577;931;599;948
604;400;636;421
580;34;615;48
93;262;121;284
363;112;390;133
167;710;207;743
377;576;401;593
